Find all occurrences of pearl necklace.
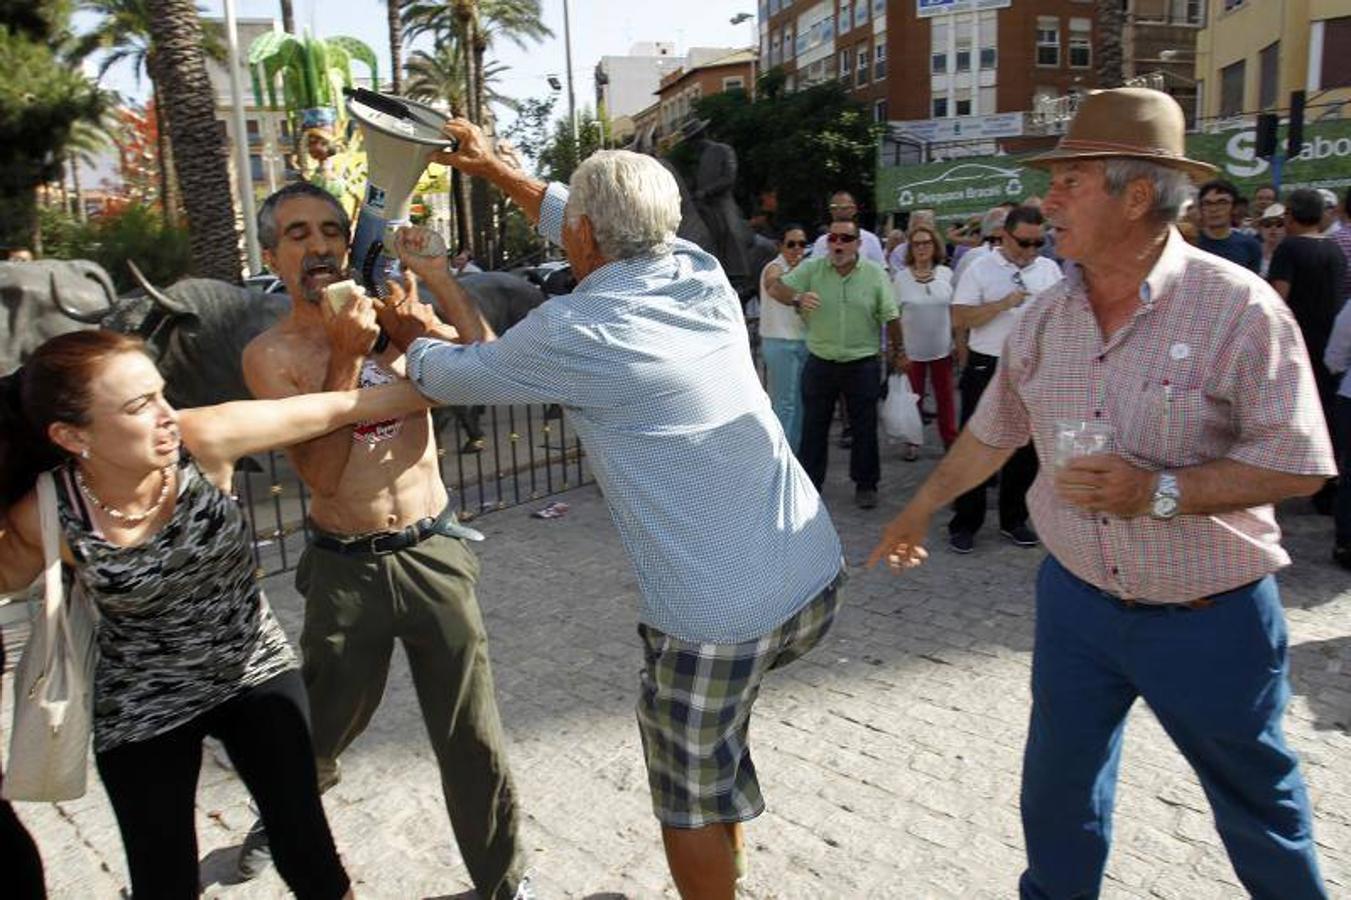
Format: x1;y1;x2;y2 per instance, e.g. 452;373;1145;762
76;465;174;526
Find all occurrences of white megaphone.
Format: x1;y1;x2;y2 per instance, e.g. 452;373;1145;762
344;87;456;296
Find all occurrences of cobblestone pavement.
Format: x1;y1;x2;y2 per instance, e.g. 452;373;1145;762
9;436;1351;899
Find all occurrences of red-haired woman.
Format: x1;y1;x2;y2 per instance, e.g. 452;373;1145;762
891;222;958;459
0;329;430;899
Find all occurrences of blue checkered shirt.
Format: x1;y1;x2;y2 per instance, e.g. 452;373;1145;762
407;182;842;643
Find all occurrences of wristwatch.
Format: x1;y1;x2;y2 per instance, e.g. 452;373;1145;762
1150;472;1181;520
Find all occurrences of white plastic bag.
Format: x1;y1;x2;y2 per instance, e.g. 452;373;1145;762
880;374;924;445
3;472;96;802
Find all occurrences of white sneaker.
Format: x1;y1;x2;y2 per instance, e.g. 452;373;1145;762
513;869;539;900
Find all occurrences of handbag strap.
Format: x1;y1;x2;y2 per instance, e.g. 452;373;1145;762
34;472;67;679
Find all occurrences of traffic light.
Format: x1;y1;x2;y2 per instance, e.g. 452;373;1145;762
1287;90;1306;160
1255;113;1279;159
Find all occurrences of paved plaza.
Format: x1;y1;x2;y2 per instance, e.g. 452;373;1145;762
8;437;1351;899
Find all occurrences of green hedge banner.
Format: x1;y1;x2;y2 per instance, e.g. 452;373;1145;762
876;118;1351;217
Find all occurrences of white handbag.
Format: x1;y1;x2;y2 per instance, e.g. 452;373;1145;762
2;471;97;802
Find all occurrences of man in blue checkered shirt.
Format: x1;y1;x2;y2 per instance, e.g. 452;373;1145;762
375;118;845;898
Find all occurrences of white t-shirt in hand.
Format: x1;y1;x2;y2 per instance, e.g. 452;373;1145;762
893;265;955;362
811;228;886;266
952;250;1063;357
758;255;806;341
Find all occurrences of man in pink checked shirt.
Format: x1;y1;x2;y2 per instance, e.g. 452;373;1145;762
870;89;1336;900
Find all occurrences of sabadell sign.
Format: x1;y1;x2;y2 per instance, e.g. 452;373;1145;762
875;118;1351;216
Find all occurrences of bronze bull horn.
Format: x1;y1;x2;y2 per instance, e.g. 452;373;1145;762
127;259;192;316
49;263;118;324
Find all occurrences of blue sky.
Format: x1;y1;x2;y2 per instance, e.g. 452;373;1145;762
80;0;757;123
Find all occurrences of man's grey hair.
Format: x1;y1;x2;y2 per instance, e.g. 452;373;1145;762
257;181;351;251
1102;159;1194;225
567;150;681;260
979;206;1008;238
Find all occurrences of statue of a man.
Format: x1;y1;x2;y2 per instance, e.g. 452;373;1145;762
681;119;751;290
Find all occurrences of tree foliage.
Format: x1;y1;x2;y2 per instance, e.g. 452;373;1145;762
0;2;102;250
678;69;882;231
40;202;192;290
536;107;606;185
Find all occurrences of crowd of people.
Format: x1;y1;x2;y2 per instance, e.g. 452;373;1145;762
0;86;1344;900
755;142;1351;573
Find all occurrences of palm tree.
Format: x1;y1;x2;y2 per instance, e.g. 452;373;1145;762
401;0;548;258
74;0;225;226
1095;0;1125;87
65;115;114;222
145;0;241;281
386;0;404;93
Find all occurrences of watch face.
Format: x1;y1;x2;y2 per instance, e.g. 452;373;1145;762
1153;495;1179;518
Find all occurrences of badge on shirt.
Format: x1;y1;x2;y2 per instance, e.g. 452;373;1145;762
352;359;403;445
1169;342;1190;361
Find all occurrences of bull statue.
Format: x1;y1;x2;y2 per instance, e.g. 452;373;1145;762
0;260;119;374
0;259;550;453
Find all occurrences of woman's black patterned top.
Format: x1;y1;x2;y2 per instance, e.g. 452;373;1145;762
54;457;296;751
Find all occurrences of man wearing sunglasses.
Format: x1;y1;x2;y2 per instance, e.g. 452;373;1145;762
809;191;886;265
948;205;1063;553
770;219;901;508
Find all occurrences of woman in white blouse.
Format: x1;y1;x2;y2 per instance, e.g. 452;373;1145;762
759;225;810;452
892;222;957;460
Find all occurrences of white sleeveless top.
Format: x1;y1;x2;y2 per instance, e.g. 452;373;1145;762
758;255;806;341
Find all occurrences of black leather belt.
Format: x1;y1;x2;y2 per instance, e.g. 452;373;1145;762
309;505;483;556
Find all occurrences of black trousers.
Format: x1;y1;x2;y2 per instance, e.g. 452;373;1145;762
799;353;883;490
950;350;1038;535
0;635;46;900
95;670;350;900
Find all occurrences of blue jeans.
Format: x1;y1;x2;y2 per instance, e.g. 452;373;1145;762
1335;396;1351;547
1020;557;1326;900
760;337;809;452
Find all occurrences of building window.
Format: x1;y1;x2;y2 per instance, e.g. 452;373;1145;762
932;96;948;117
770;33;780;65
1223;0;1245;10
857;47;870;85
838;1;851;34
874;98;887;122
956;97;972;116
1323;16;1351;90
248;153;265;182
245;118;261;145
723;76;745;92
1219;59;1245;116
820;13;834;42
854;0;868;29
768;0;780;13
875;42;887;79
840;49;853;86
760;0;769;17
1069;19;1091;69
1258;41;1279;108
783;26;794;60
1036;17;1060;67
1183;0;1203;24
955;46;971;72
873;0;885;16
980;47;997;69
932;50;947;74
796;27;808;55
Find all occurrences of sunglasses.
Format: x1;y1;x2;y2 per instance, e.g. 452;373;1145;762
910;239;936;247
827;233;859;244
828;203;856;210
783;239;808;249
1010;237;1046;249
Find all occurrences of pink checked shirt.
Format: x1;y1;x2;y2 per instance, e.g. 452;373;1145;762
969;227;1337;602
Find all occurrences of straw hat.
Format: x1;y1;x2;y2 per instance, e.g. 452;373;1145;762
1026;88;1217;182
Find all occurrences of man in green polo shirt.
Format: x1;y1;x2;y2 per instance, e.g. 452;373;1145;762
770;219;902;508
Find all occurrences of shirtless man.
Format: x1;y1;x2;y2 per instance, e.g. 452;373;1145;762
239;181;528;900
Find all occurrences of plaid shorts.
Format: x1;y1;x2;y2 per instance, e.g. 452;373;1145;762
635;568;846;828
